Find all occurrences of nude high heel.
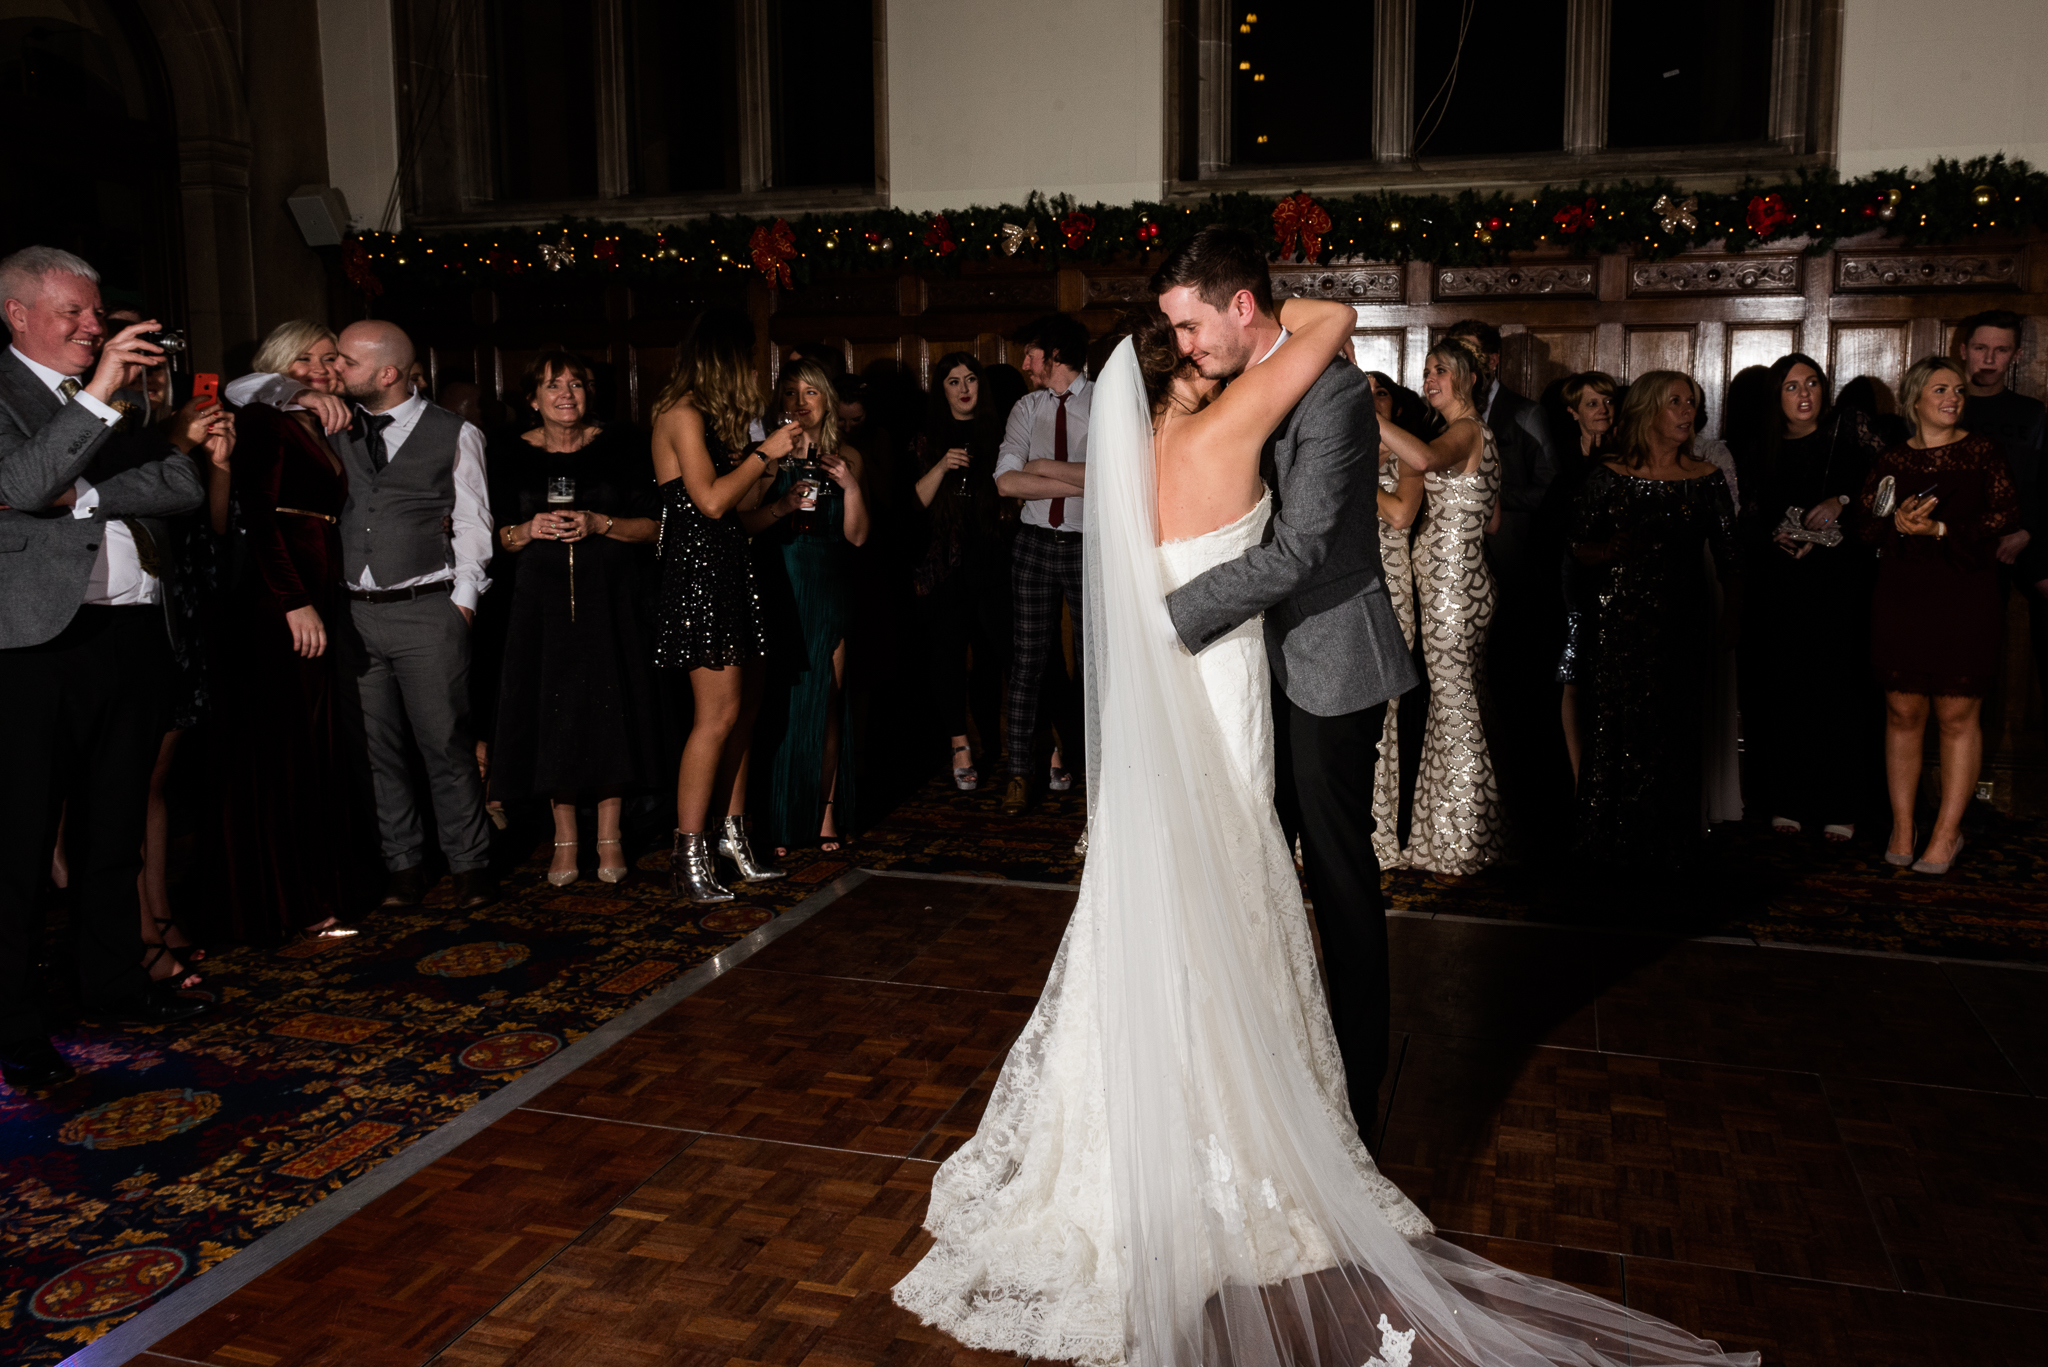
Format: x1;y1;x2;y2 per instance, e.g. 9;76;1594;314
547;841;579;887
595;838;629;884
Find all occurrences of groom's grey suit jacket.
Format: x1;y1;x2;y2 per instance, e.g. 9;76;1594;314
0;348;203;649
1165;357;1418;717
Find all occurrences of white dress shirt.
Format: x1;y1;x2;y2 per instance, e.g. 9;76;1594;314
11;345;158;606
228;374;493;610
995;375;1092;532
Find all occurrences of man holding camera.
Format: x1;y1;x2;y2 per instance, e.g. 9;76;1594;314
0;246;231;1092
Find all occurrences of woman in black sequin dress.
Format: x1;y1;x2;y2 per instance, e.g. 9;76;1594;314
1570;371;1738;869
650;311;807;903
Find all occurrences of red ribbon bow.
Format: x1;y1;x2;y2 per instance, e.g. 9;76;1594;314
749;218;797;289
1553;198;1596;234
1746;193;1797;239
1272;192;1332;262
1059;211;1095;251
923;214;957;256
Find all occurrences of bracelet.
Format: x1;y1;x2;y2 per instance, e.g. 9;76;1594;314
602;514;615;536
1935;521;1948;539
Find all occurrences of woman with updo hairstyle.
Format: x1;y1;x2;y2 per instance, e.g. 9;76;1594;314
489;350;660;887
746;356;872;856
1569;370;1737;870
1857;355;2019;876
1371;335;1504;881
911;350;1011;790
206;318;368;946
651;310;808;902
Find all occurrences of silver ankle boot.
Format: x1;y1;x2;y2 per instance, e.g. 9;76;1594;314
670;830;734;904
718;815;785;882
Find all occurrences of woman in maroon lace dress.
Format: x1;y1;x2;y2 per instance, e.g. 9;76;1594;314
1858;356;2019;877
207;322;369;943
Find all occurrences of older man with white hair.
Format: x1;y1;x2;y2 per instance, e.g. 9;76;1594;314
0;246;231;1092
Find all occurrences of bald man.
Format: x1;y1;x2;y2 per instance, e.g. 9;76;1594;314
227;320;498;909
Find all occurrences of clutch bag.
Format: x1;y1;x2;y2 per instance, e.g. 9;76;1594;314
1775;506;1843;548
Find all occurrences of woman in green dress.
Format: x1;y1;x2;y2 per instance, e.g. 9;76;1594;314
746;358;872;855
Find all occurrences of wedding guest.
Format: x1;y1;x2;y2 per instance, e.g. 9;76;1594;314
1570;370;1737;869
1374;338;1503;881
1739;353;1885;842
1365;371;1424;865
1860;356;2020;877
995;314;1092;814
209;320;368;944
490;352;659;886
651;310;802;903
1951;309;2048;686
747;359;872;855
1445;318;1567;854
912;352;1012;789
2;247;223;1091
1554;371;1615;783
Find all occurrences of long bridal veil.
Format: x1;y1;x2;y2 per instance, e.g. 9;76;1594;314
1070;338;1755;1367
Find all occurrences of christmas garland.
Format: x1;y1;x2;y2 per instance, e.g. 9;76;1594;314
346;155;2046;301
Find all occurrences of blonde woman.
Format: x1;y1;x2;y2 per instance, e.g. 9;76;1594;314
1375;337;1504;881
1858;355;2020;876
650;310;805;903
743;358;872;856
1569;370;1737;868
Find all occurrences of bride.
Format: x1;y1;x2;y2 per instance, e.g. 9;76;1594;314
893;297;1755;1367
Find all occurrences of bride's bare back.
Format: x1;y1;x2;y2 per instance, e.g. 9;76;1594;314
1154;297;1361;544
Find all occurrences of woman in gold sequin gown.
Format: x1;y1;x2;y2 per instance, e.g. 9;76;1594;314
1365;373;1425;867
1375;340;1505;880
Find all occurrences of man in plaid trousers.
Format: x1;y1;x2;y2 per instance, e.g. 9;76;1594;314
994;314;1092;814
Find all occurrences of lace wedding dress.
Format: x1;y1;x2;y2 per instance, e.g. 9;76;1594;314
893;340;1757;1367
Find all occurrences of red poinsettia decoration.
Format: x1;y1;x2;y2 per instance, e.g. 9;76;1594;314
482;244;523;275
344;238;384;298
1272;192;1332;262
1747;193;1797;239
749;218;798;289
923;214;957;256
1059;211;1095;251
1553;198;1596;234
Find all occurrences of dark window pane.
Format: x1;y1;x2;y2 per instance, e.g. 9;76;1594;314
772;0;873;188
626;0;736;194
489;0;598;200
1230;4;1374;167
1608;0;1773;148
1413;0;1567;157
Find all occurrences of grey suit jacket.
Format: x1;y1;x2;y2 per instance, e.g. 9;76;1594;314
1165;358;1419;717
0;349;204;649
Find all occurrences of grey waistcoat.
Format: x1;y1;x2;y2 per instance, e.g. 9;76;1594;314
335;402;464;586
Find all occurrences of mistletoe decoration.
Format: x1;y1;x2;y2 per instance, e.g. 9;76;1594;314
345;156;2048;300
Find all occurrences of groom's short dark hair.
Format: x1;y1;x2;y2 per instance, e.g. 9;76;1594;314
1150;225;1273;316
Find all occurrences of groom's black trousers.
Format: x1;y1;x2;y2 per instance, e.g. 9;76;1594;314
1274;696;1390;1136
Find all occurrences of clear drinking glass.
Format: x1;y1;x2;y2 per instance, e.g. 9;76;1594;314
547;475;576;508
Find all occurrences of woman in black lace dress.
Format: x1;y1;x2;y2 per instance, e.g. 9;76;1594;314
490;352;660;887
1738;353;1885;843
650;311;806;903
1858;357;2020;876
1570;371;1737;869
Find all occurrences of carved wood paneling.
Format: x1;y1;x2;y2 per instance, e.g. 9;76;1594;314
772;274;900;317
1086;275;1158;307
1434;264;1596;299
1351;327;1406;382
1628;257;1800;296
1835;254;2021;292
923;274;1059;313
1273;265;1404;302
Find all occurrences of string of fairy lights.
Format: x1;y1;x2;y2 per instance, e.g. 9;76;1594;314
342;156;2046;300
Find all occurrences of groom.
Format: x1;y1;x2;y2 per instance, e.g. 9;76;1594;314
1154;226;1417;1133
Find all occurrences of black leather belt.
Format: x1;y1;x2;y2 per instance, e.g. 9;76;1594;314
345;580;452;604
1023;525;1083;546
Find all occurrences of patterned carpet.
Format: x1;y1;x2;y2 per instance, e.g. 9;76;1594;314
3;775;2042;1365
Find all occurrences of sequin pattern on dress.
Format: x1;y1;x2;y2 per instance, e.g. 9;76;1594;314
1397;426;1504;876
652;434;767;670
1369;452;1417;868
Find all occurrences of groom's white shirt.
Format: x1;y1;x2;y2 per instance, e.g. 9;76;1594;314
1255;327;1291;367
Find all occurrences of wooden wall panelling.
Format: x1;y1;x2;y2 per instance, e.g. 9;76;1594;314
1829;320;1912;398
1351;328;1406;384
1505;327;1596;402
1693;323;1727;436
1726;322;1799;382
1623;325;1696;381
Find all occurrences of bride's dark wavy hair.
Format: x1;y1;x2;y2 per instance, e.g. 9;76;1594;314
1107;309;1191;414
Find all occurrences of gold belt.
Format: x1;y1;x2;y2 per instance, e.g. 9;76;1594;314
275;506;337;523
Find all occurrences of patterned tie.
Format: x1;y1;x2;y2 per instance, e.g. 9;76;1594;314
59;377;161;575
1048;391;1070;531
358;407;396;472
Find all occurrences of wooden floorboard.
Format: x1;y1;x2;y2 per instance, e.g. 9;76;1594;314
118;876;2047;1366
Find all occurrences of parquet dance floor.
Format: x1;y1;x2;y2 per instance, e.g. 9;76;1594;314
97;872;2046;1366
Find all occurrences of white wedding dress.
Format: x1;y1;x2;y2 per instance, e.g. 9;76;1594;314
894;341;1756;1367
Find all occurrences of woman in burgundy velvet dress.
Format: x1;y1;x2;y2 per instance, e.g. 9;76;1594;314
207;322;368;944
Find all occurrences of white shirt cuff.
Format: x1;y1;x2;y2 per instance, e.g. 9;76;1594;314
70;390;121;426
450;582;481;613
70;477;99;519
